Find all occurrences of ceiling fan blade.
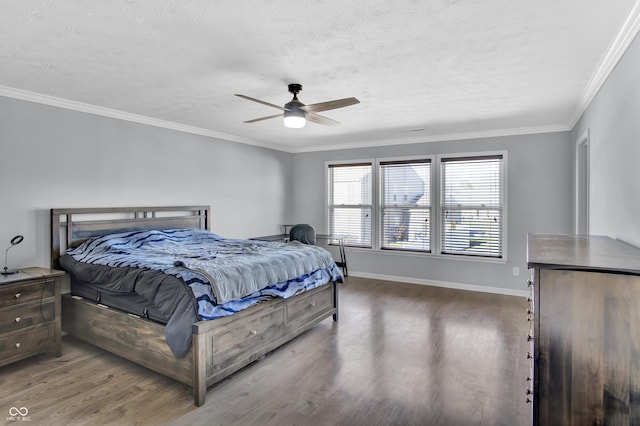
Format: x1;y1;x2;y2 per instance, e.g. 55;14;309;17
305;112;340;127
300;97;360;113
243;113;283;123
235;94;288;111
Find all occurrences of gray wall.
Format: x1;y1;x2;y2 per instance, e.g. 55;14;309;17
0;93;576;295
290;132;573;294
572;32;640;248
0;96;292;269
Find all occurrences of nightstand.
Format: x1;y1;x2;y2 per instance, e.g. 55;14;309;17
0;267;64;367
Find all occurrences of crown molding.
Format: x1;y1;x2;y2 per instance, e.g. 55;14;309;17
288;123;571;153
0;84;572;153
0;86;292;152
569;0;640;127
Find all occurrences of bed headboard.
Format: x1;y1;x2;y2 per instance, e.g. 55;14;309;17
51;205;210;269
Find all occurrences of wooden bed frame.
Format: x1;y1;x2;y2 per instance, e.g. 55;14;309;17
51;206;338;406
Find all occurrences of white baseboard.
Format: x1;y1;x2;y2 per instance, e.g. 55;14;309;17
348;271;530;298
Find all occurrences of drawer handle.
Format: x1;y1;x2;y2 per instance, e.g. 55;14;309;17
250;329;257;335
526;308;533;315
15;292;21;299
527;280;532;287
527;334;533;342
526;398;532;404
15;317;21;323
15;342;21;348
526;352;532;359
526;388;533;396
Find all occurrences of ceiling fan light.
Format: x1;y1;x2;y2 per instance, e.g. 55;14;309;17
283;111;306;128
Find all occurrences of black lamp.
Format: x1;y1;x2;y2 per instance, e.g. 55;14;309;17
2;235;24;275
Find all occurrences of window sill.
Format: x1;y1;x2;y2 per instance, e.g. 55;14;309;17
343;245;508;264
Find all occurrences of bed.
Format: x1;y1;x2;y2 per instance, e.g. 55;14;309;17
51;206;340;406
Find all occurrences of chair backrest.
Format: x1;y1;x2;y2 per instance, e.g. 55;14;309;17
289;224;316;245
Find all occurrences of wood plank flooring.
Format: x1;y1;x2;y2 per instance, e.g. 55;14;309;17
0;277;530;425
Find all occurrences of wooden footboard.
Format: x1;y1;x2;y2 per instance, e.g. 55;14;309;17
62;281;337;406
61;295;194;385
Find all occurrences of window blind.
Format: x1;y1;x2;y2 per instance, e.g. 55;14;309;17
380;159;431;252
440;155;503;258
328;163;372;248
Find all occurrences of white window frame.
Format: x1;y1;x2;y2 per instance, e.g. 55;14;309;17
325;151;507;262
376;155;435;254
435;151;508;259
326;159;375;248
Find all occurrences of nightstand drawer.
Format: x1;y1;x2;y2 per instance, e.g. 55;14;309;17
0;280;55;308
0;269;63;366
0;324;55;365
0;301;55;334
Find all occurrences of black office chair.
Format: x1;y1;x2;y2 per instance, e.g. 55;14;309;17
289;224;316;245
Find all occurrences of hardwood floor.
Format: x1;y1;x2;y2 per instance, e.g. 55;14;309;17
0;277;530;425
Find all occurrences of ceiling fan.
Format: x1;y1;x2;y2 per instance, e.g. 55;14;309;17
235;83;359;128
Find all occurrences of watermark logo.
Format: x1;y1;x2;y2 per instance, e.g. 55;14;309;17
6;406;31;422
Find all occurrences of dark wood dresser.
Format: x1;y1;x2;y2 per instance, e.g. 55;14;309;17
527;234;640;425
0;267;64;367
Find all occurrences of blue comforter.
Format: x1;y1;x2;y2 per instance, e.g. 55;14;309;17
66;228;344;317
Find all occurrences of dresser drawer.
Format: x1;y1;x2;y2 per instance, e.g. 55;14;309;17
287;284;334;327
0;324;55;365
0;301;55;334
0;280;55;308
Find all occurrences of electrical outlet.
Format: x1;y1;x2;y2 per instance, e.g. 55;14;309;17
513;267;520;276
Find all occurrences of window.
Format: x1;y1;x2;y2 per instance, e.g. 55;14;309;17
440;155;504;258
326;152;506;260
327;162;372;247
380;159;431;252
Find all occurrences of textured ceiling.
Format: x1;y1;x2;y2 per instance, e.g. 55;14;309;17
1;1;639;152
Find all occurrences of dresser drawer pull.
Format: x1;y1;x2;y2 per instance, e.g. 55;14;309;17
526;352;532;359
250;329;257;335
526;398;532;404
15;317;21;323
15;342;21;348
527;280;532;287
15;292;21;299
526;308;533;315
527;334;533;342
526;388;533;396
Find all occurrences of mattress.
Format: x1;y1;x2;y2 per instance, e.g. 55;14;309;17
70;281;169;324
64;228;343;306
